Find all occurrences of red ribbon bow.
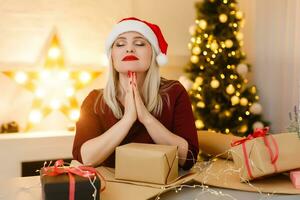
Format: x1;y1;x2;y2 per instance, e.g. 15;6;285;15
231;127;279;179
231;127;270;146
42;160;106;200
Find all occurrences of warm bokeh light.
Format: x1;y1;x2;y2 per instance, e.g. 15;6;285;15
79;71;91;84
69;109;80;121
29;110;42;123
48;47;61;59
14;72;28;84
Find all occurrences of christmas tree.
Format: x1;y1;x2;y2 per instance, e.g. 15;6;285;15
184;0;269;136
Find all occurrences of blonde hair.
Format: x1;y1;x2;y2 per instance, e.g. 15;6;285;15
98;48;163;119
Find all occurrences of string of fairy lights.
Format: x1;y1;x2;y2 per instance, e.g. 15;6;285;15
184;0;268;136
2;33;101;130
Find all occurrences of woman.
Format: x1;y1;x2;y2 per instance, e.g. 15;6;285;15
72;17;199;170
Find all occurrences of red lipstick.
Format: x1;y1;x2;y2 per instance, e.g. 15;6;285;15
122;55;139;61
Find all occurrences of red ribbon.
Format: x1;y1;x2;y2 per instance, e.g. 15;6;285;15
42;160;106;200
231;127;279;179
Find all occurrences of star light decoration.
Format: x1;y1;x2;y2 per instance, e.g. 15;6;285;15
2;32;101;130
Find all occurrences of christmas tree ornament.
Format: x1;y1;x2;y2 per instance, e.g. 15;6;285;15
250;103;263;114
210;79;220;88
192;46;201;55
236;32;244;40
214;104;220;110
191;55;199;63
252;121;264;129
198;19;207;30
250;86;257;94
231;96;240;105
226;84;235;94
237;63;248;76
224;110;231;117
238;124;248;133
197;101;206;108
225;39;233;48
210;41;219;51
240;97;248;106
235;11;243;19
195;77;204;85
195;119;205;129
219;14;228;23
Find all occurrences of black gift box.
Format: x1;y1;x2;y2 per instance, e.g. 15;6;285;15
40;168;100;200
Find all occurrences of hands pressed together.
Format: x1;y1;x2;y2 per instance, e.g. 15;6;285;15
123;71;152;125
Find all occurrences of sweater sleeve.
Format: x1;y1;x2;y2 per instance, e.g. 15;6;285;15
72;90;103;163
172;83;199;170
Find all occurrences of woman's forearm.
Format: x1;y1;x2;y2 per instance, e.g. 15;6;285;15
142;115;189;166
80;118;133;166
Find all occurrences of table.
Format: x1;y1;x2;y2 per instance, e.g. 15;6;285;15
1;176;300;200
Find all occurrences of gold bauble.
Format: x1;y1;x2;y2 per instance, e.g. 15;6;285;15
195;77;203;85
190;55;199;63
239;124;248;133
240;97;248;106
192;46;201;55
214;104;220;110
195;119;205;129
224;110;231;117
250;86;257;94
210;41;219;51
219;14;228;23
226;84;235;94
231;95;240;105
197;101;205;108
236;11;243;20
225;39;233;48
210;79;220;88
236;32;244;40
198;19;207;30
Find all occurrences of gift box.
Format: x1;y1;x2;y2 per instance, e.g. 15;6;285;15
290;170;300;189
40;161;101;200
231;128;300;181
115;143;178;184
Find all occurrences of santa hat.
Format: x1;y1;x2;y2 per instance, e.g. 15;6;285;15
105;17;168;66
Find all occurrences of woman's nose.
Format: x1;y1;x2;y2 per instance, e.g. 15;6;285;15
126;44;135;53
126;49;134;53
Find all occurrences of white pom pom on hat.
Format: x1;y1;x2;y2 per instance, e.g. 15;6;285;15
105;17;168;66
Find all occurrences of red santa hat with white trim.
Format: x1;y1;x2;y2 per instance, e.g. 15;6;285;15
105;17;168;66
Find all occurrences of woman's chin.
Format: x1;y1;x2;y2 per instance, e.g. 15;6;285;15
115;65;148;73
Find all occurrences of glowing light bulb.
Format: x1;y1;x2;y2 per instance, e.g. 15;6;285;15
14;72;28;84
50;99;61;110
65;87;75;97
48;47;61;59
29;110;42;123
79;71;91;84
195;119;204;129
69;109;80;121
35;87;45;98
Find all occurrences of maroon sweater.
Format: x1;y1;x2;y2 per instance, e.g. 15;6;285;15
72;78;199;170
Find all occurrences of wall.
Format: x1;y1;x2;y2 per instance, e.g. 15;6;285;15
0;131;74;181
0;0;198;131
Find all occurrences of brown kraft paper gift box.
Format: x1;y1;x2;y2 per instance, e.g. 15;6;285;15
115;143;178;185
231;131;300;181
